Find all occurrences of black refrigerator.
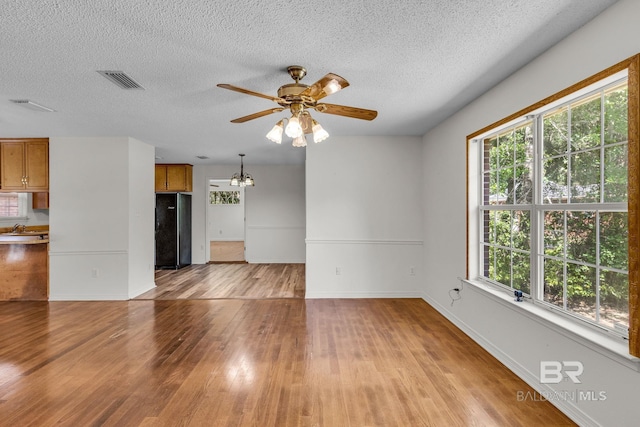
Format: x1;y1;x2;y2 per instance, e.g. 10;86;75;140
155;193;192;269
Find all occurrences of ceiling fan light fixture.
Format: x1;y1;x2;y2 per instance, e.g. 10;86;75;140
266;119;284;144
285;116;303;138
292;135;307;148
312;119;329;143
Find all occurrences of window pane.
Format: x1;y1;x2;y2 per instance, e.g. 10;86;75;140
512;251;530;294
599;269;629;329
543;107;568;157
544;211;564;257
492;247;511;286
600;212;628;270
497;130;514;169
513;165;533;204
603;144;628;202
571;95;601;151
544;258;564;307
484;245;494;279
604;86;628;145
512;211;530;251
566;211;596;265
567;262;596;322
514;123;533;165
489;170;504;205
543;156;568;204
494;211;511;248
488;137;498;170
570;149;600;203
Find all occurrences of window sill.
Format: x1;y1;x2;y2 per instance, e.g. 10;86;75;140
463;278;640;371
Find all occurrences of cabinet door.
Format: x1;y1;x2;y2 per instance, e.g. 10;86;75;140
155;165;168;191
0;142;26;190
32;192;49;209
165;165;188;191
24;140;48;190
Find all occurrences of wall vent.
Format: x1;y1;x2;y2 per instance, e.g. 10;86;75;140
97;70;144;89
9;99;56;112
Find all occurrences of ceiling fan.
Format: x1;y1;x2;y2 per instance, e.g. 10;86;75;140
217;65;377;146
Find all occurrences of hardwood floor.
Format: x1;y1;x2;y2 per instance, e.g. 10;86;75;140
210;241;245;263
0;298;574;426
137;264;305;300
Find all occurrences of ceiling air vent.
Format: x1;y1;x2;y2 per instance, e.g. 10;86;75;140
97;70;144;90
9;99;56;112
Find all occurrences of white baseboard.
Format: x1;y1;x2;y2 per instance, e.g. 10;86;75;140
420;291;599;427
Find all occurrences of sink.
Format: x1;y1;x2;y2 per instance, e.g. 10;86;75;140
0;235;44;242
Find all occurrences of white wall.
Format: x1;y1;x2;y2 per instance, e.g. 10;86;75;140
49;137;155;300
208;182;244;241
421;1;640;425
305;136;423;298
192;164;305;264
127;139;156;298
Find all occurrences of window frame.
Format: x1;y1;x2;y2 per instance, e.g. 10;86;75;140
467;54;640;358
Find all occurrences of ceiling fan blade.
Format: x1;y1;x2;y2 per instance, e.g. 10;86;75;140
315;103;378;121
230;108;284;123
299;73;350;101
217;83;283;103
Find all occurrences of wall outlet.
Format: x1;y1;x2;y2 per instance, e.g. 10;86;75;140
91;268;99;278
409;266;415;276
335;267;341;275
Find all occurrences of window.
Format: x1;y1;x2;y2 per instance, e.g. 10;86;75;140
468;55;640;357
0;193;27;219
210;191;240;205
479;80;629;335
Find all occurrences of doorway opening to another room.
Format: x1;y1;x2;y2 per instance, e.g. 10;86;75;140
207;179;246;263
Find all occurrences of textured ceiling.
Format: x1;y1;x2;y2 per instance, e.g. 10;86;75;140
0;0;618;165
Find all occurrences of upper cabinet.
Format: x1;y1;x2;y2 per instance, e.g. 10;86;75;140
155;164;193;192
0;138;49;192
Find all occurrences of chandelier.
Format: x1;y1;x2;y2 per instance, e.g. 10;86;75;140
229;154;254;187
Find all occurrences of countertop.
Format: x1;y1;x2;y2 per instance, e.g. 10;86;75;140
0;239;49;245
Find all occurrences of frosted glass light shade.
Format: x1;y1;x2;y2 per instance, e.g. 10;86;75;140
285;116;303;138
312;121;329;143
266;120;284;143
292;135;307;147
323;79;342;95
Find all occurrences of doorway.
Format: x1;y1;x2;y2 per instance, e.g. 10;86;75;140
207;179;246;263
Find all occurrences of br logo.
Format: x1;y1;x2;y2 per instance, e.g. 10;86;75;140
540;361;584;384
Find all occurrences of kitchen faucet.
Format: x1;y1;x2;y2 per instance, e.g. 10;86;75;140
12;224;26;233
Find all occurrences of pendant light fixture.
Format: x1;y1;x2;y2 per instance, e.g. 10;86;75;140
229;154;254;187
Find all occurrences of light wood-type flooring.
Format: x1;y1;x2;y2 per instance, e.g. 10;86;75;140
210;241;245;263
0;297;574;426
137;263;305;300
